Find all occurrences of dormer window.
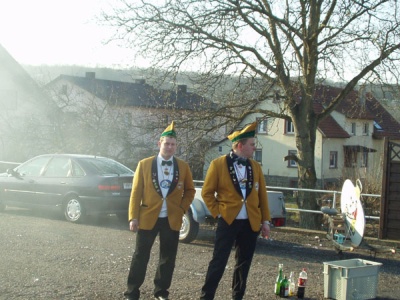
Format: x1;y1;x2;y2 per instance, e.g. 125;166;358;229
374;121;383;131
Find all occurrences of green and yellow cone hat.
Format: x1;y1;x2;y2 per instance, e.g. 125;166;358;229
227;122;257;142
161;121;177;138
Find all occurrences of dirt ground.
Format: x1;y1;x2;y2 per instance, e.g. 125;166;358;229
0;208;399;300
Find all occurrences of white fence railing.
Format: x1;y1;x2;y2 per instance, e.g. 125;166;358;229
193;180;381;221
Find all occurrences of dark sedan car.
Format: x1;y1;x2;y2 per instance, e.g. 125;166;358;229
0;154;134;223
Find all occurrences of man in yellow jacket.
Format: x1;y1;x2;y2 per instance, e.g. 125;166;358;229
124;121;195;300
200;122;271;300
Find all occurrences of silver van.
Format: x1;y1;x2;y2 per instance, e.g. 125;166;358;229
179;188;286;243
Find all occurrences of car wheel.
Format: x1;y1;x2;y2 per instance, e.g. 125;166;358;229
179;209;199;243
64;196;85;223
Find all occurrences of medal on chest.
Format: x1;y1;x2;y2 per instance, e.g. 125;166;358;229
160;163;172;190
235;163;247;190
160;179;172;189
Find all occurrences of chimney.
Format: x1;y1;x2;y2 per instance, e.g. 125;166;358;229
85;72;95;79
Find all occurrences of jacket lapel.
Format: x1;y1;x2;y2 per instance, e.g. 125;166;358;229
151;157;163;197
151;157;179;197
226;154;243;197
167;158;179;196
226;154;254;199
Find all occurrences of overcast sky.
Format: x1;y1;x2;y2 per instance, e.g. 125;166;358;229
0;0;134;68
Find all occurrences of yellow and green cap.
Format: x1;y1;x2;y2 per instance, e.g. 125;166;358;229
161;121;177;138
227;122;257;142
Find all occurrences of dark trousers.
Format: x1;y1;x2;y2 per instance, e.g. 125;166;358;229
200;218;259;300
124;217;179;299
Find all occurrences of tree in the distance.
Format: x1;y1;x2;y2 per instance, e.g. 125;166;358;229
102;0;400;229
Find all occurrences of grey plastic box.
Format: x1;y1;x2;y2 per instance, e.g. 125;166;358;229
323;258;381;300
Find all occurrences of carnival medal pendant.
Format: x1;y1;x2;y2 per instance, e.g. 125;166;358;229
160;179;172;189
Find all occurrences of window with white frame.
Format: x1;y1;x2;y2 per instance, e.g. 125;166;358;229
329;151;338;169
257;118;268;134
159;115;169;128
351;122;356;135
361;151;368;167
287;150;297;167
123;113;132;125
363;123;369;136
254;149;262;164
285;119;295;134
344;148;357;168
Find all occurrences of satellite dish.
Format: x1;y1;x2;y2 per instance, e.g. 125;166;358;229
340;179;365;247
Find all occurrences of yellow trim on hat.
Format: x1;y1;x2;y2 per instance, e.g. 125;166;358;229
161;121;177;138
227;122;257;142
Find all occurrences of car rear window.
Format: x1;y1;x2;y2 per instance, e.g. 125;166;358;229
83;158;134;175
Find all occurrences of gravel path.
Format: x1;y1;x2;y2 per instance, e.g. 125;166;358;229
0;208;399;300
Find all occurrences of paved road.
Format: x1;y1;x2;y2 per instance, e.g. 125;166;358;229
0;207;399;299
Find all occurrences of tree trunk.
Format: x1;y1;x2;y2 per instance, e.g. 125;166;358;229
293;106;321;229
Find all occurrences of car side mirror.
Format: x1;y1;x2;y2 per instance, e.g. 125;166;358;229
7;168;20;178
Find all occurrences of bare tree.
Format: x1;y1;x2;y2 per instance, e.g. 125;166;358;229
44;83;152;168
101;0;400;228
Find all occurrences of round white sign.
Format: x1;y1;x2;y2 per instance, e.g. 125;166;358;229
340;179;365;247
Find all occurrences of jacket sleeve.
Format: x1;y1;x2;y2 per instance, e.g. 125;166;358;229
128;161;144;221
257;166;271;222
180;162;195;212
201;159;220;218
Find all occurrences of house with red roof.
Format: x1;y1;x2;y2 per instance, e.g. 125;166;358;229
205;85;400;189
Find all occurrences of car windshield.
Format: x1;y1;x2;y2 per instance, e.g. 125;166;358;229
83;157;134;175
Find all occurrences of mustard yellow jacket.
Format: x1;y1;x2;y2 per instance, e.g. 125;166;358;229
201;155;271;232
128;156;195;231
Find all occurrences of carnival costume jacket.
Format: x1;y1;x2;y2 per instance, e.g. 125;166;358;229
128;156;195;231
201;155;271;232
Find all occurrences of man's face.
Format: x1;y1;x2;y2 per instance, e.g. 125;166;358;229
158;136;177;159
240;137;257;159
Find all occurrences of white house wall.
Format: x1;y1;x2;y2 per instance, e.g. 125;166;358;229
0;63;52;161
204;97;396;188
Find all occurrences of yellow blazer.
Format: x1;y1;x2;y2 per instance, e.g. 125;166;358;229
201;155;271;232
128;156;195;231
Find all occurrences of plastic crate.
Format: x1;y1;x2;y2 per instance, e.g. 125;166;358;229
333;234;345;244
323;258;381;300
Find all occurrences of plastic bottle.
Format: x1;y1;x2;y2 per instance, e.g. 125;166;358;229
288;271;296;297
279;275;289;298
274;263;283;295
296;268;308;298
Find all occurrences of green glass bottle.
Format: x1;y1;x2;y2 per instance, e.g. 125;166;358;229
274;263;283;295
279;275;289;298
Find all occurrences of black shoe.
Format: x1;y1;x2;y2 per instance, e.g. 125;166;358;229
155;296;169;300
124;294;139;300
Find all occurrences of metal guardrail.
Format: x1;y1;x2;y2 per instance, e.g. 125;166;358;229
193;180;381;221
0;161;21;165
